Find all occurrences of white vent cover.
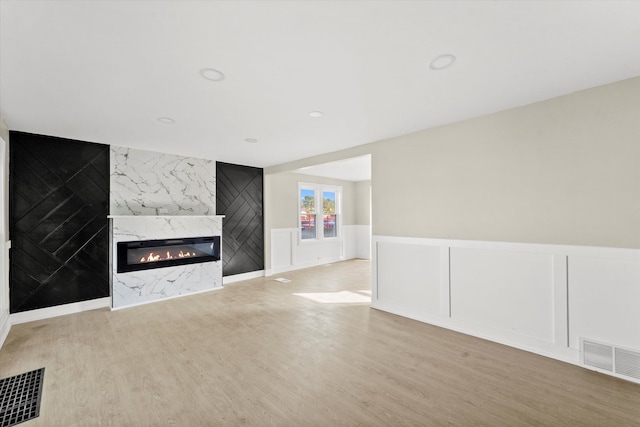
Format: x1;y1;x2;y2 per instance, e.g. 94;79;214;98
580;338;640;384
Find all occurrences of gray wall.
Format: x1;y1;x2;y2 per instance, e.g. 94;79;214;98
267;77;640;249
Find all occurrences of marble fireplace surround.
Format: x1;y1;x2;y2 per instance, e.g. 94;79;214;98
110;215;224;309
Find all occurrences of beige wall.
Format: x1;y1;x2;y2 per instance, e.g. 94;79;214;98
355;181;371;226
268;77;640;249
372;77;640;248
265;171;356;227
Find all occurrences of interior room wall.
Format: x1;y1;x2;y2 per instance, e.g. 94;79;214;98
371;76;640;249
0;117;10;347
266;172;356;229
264;172;357;271
264;78;640;376
355;181;371;226
267;76;640;250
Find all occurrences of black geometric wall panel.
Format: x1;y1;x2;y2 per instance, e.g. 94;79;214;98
9;132;110;313
216;162;264;277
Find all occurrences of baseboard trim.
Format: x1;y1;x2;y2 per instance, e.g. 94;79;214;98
10;297;112;325
223;270;265;285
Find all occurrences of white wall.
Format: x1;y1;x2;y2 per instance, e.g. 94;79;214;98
0;118;10;347
268;225;369;276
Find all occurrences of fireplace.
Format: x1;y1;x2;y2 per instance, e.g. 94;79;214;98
117;236;221;273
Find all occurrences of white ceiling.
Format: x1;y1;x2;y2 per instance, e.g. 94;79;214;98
1;1;639;169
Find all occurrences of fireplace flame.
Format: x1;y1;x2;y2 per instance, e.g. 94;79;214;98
139;250;194;263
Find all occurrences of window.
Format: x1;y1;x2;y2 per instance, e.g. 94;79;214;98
299;183;341;241
323;190;337;238
300;188;316;240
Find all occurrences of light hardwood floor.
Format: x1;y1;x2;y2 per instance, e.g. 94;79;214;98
1;259;639;426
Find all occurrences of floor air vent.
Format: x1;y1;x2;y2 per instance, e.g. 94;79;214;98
0;368;45;426
581;338;640;384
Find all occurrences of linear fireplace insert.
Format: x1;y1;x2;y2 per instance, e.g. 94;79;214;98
117;236;221;273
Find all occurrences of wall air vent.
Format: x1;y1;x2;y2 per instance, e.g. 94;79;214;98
615;347;640;381
580;338;640;384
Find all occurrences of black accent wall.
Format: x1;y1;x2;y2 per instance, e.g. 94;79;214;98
9;132;110;313
216;162;264;277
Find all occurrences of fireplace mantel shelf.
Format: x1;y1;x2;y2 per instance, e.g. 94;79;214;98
108;215;225;219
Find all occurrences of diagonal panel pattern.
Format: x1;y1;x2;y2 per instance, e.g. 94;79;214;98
9;132;110;313
216;162;264;277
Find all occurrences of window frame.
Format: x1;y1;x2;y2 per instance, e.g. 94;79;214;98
298;182;342;244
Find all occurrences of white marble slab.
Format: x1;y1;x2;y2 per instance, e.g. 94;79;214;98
111;216;223;309
110;146;216;216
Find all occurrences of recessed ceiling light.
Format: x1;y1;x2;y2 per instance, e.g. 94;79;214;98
157;117;175;124
199;68;225;81
245;138;258;143
429;54;456;70
309;111;323;118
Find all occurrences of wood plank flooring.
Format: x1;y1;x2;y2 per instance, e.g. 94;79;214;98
1;259;639;426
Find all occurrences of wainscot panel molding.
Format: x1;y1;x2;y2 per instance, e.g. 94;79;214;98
568;256;640;350
268;227;366;276
344;225;371;260
268;225;371;275
372;235;640;373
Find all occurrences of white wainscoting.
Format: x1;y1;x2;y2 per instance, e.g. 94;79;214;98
0;240;10;348
372;235;640;366
568;256;640;350
268;225;371;276
353;225;371;260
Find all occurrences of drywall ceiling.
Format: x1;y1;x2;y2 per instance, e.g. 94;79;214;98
1;1;639;168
